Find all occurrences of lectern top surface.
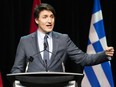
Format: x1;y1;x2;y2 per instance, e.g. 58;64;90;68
7;72;83;76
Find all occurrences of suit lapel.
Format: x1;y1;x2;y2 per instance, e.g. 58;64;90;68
31;32;45;66
48;32;59;67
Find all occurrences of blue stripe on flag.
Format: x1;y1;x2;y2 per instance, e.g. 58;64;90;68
92;41;103;52
101;62;114;87
88;39;91;45
94;20;105;39
84;66;100;87
93;0;101;13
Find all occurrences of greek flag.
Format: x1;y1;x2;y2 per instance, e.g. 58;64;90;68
82;0;114;87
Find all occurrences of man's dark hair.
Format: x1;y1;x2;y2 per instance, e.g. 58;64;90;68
34;3;56;19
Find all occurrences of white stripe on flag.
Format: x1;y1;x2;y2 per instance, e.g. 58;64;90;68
92;65;110;86
89;11;103;44
86;44;96;54
82;72;91;87
91;10;103;23
100;37;107;49
89;24;99;43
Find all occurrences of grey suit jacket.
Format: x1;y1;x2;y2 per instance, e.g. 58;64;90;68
11;31;108;73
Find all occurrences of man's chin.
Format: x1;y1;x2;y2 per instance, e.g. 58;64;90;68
46;29;53;33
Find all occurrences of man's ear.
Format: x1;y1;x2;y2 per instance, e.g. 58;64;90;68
35;19;38;24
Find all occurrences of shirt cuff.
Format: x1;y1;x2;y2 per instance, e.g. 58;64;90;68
107;57;112;60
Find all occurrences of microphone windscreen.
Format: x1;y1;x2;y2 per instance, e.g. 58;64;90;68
29;56;34;62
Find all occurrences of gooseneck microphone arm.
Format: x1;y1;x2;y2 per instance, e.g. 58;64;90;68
25;42;53;72
44;42;53;55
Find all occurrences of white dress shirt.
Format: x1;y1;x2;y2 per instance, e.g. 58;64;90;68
37;30;53;60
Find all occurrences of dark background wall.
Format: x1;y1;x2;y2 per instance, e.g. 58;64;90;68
1;0;116;87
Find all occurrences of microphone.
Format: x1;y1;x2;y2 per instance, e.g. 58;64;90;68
25;56;34;72
29;56;34;62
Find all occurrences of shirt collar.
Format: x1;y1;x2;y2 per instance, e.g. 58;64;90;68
37;29;52;40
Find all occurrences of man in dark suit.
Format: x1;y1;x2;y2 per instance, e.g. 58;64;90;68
11;3;114;87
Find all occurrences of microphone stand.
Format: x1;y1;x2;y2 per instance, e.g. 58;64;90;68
45;59;48;72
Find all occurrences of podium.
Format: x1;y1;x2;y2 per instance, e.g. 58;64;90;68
7;72;84;87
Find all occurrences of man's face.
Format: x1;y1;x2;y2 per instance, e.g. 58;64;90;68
35;10;55;33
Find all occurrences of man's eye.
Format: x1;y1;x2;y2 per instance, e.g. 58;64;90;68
43;16;47;18
51;15;54;18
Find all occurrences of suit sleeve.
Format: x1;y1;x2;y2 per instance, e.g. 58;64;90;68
65;35;108;66
11;37;26;73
